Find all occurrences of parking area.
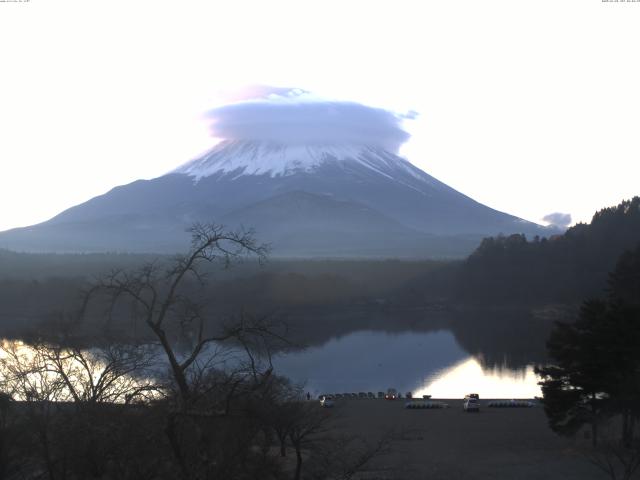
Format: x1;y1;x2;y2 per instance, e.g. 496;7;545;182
325;398;602;479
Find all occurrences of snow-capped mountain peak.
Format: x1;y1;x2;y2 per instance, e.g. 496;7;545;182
0;138;548;256
173;140;428;183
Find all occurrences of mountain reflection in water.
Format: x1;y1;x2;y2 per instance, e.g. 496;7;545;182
416;358;540;399
1;307;554;400
272;329;542;398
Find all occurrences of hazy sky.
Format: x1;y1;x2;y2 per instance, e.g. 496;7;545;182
1;0;639;232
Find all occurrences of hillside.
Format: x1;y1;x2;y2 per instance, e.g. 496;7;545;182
453;197;640;304
0;140;550;257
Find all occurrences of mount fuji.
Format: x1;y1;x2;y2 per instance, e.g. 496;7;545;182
0;140;551;257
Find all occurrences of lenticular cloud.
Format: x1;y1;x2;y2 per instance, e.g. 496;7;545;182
205;89;411;153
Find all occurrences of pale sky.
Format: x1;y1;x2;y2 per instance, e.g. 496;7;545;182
1;0;639;232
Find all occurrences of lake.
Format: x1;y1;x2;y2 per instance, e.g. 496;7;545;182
0;307;554;401
272;329;542;399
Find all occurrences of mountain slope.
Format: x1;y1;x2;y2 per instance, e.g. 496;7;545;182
171;141;538;235
218;190;449;257
0;140;551;257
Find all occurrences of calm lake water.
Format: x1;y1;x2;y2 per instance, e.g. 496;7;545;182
1;307;552;400
272;329;542;399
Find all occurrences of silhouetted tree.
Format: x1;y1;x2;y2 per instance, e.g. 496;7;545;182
287;402;331;480
535;299;612;445
83;223;271;408
0;223;398;480
458;197;640;304
537;243;640;450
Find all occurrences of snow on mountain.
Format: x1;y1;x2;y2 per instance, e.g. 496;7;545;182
0;87;554;256
0;139;552;257
174;140;433;187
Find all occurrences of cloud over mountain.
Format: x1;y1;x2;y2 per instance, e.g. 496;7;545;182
543;212;572;228
205;87;411;153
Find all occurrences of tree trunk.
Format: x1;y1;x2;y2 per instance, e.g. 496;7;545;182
224;382;240;416
36;418;57;480
294;444;302;480
260;427;272;458
590;395;599;447
152;325;191;406
622;410;632;448
280;439;287;457
165;413;189;480
275;429;287;457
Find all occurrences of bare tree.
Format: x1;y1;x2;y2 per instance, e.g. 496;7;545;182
0;340;68;480
252;376;304;458
1;336;160;406
83;223;270;408
306;433;396;480
76;223;304;480
0;337;165;480
0;340;67;403
585;420;640;480
36;340;160;405
0;391;25;480
287;402;332;480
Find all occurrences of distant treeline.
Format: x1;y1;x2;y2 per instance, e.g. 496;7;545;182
0;252;446;334
452;197;640;304
1;197;639;336
0;250;160;280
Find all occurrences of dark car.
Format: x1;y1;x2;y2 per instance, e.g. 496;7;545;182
464;394;480;412
385;388;397;400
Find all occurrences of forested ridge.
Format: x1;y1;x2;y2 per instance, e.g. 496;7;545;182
1;197;639;335
454;197;640;304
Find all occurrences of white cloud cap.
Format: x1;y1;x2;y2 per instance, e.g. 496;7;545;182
205;87;411;153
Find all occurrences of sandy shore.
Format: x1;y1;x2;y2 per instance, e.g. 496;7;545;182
326;398;605;479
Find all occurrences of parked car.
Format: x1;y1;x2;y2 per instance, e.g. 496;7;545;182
377;391;385;399
464;394;480;412
367;392;375;399
358;392;367;399
385;388;398;400
320;397;334;408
